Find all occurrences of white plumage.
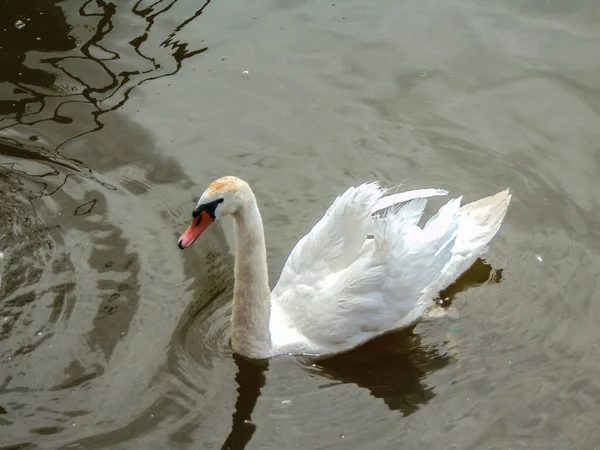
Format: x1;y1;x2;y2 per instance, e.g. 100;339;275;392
178;177;511;359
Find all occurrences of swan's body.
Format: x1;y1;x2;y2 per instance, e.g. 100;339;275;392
178;177;511;359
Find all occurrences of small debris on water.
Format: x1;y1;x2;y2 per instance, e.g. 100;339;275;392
15;20;25;30
242;70;249;74
436;297;451;307
536;254;543;263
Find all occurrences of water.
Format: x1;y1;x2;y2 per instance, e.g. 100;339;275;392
1;0;600;448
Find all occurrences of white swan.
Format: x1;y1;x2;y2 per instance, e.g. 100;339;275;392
178;176;511;359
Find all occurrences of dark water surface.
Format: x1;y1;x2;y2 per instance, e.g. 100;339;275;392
1;0;600;448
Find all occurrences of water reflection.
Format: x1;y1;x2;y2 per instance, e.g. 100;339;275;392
0;0;211;129
0;0;76;118
310;330;444;415
220;356;269;450
0;0;216;448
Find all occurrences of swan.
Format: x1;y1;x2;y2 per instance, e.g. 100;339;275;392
178;176;511;359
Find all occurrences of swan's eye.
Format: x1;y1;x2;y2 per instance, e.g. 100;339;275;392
193;198;224;219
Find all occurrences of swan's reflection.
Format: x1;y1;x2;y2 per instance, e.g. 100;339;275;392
304;329;446;415
220;356;269;450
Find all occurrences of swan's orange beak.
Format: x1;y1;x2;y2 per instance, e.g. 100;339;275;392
178;211;213;249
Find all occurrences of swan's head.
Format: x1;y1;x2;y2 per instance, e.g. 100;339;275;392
178;176;249;249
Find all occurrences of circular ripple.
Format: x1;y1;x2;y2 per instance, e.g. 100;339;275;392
184;295;235;365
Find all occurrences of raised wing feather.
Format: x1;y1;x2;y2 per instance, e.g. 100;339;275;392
274;182;384;289
371;187;448;215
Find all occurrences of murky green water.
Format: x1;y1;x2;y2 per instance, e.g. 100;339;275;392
1;0;600;448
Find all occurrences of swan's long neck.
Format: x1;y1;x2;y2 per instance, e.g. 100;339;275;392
231;195;272;359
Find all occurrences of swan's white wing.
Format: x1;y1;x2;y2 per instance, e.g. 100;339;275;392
270;183;458;354
270;186;511;356
274;184;448;288
273;182;385;289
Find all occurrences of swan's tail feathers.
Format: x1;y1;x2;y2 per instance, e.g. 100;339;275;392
457;188;511;252
434;189;511;294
